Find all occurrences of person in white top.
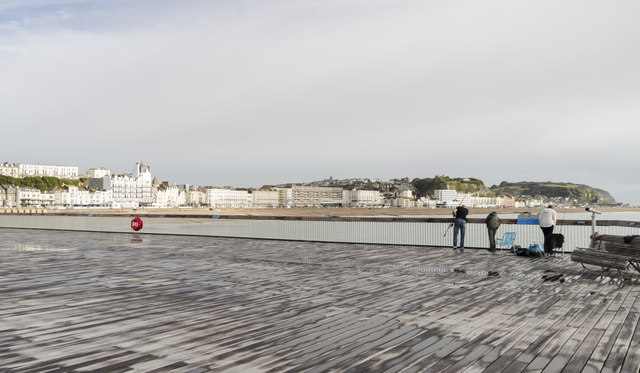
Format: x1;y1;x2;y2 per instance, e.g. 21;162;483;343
539;205;557;254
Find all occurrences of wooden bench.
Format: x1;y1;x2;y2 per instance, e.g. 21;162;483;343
571;248;630;271
571;234;640;276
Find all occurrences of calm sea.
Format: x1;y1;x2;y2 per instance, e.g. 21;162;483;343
413;212;640;222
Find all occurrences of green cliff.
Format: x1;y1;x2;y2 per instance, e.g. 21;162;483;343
489;181;616;204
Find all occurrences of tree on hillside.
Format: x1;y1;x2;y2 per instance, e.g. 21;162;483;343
0;175;85;191
410;177;448;198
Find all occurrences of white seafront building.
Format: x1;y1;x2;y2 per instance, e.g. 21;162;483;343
0;164;18;178
0;162;79;179
417;197;437;208
185;189;205;207
0;161;564;210
343;190;383;208
276;188;293;208
110;163;153;207
84;167;111;179
0;185;19;207
16;187;44;207
53;186;112;208
252;190;280;208
1;163;177;209
434;190;456;203
0;185;110;208
471;196;517;208
291;185;343;207
252;188;298;208
154;185;185;208
433;190;518;208
205;188;251;208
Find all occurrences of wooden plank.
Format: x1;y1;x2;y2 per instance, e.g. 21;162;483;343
585;289;639;372
474;266;613;372
620;304;640;373
461;278;603;372
561;328;606;372
339;330;443;372
3;228;640;373
407;280;572;372
602;291;640;373
563;295;625;372
532;285;621;372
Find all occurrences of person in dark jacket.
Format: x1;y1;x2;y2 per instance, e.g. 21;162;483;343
485;211;500;251
452;204;469;250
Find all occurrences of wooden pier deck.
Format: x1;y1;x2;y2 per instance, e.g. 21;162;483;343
1;228;639;372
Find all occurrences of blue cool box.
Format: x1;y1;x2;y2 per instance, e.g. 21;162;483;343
517;218;540;225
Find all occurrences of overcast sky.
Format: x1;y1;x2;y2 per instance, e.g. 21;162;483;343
2;0;639;204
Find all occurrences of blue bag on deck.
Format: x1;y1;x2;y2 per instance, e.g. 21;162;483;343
528;243;545;257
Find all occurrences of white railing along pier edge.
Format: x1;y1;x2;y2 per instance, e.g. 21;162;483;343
1;213;639;251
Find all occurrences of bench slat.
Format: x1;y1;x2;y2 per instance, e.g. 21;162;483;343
571;248;629;270
591;235;640;258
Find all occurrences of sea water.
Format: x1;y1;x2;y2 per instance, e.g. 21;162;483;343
469;211;640;221
391;211;640;222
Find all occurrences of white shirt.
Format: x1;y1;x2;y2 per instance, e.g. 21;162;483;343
539;208;557;228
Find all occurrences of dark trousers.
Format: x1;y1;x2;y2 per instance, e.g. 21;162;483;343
487;227;497;249
541;226;554;253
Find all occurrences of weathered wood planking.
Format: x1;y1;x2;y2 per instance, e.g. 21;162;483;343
1;228;640;372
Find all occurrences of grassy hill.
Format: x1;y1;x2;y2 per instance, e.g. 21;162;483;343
489;181;616;204
411;176;491;198
410;177;616;205
0;175;85;191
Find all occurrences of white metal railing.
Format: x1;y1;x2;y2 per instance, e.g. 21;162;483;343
0;214;639;252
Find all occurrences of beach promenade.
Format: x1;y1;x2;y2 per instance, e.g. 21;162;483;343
1;228;639;372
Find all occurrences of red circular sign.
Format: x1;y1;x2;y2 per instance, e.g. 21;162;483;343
131;217;143;231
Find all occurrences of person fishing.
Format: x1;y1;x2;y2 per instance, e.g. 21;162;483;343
452;204;469;251
485;211;500;251
539;204;557;254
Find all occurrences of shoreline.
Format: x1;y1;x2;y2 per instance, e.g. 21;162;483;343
13;206;640;217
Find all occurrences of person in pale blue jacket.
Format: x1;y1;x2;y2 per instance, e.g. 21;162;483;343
539;205;557;253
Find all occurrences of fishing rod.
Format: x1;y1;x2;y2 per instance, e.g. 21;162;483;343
443;219;454;237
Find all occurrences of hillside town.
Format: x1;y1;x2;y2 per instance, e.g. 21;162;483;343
0;162;571;209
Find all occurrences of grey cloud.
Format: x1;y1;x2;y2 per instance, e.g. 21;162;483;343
1;0;639;204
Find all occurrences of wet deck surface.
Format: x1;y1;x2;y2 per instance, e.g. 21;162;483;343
1;228;639;373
